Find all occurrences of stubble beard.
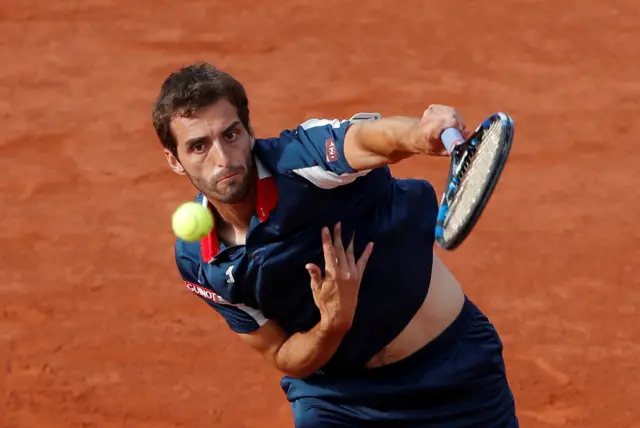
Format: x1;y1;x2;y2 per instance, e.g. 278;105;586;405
186;159;255;205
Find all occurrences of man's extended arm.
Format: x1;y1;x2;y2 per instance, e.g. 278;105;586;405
343;105;468;171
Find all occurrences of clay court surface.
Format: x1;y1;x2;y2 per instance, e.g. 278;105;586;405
1;0;639;426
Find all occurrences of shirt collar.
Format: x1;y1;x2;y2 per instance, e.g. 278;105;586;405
200;158;278;263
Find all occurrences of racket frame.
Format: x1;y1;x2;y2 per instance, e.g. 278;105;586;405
435;112;514;250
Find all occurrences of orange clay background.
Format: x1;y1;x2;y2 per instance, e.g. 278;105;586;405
1;1;639;427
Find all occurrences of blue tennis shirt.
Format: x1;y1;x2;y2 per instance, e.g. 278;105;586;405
175;113;439;372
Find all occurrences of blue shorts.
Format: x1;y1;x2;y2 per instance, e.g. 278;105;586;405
280;296;518;427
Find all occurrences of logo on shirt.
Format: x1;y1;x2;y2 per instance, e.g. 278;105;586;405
185;281;225;304
225;265;235;284
325;138;339;162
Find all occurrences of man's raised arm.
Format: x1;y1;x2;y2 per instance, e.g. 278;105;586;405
343;105;469;171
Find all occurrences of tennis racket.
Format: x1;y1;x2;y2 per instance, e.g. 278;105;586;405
435;112;515;250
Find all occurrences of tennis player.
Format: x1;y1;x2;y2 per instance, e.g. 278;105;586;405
153;62;519;427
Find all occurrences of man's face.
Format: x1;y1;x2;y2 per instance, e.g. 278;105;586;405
165;99;254;204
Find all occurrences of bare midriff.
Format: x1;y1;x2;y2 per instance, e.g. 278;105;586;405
364;252;466;368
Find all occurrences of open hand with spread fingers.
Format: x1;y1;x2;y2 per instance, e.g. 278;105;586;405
306;222;374;335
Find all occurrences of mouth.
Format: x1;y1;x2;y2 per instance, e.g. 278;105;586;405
217;172;240;183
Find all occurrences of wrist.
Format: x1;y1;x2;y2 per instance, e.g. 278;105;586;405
318;315;352;338
393;118;424;155
398;118;447;156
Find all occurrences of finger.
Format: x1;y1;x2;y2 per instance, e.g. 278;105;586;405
333;222;348;268
435;145;448;156
455;112;466;131
444;115;461;131
433;106;463;130
321;227;337;275
346;233;356;266
306;263;323;291
356;242;374;275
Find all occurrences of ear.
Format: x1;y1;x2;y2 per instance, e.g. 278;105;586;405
164;149;186;175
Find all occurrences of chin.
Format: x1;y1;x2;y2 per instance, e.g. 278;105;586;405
213;184;251;204
197;171;253;204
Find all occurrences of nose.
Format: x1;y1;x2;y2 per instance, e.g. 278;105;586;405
210;140;232;168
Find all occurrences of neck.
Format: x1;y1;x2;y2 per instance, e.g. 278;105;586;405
210;191;255;232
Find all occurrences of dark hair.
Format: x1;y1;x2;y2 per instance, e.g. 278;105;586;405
152;62;251;157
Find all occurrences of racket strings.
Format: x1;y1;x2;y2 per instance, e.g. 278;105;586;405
443;121;504;238
455;147;476;182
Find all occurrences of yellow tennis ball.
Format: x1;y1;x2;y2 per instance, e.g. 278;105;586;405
172;201;214;242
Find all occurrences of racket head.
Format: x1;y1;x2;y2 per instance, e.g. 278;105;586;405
435;112;515;250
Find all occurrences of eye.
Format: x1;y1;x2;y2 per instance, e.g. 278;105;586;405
192;142;206;153
224;130;240;142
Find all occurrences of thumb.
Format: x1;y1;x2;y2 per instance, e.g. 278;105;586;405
306;263;322;290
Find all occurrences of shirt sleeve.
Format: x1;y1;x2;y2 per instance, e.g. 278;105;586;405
268;112;382;189
174;239;268;334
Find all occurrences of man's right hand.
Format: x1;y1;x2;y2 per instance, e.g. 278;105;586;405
306;222;374;335
418;104;470;156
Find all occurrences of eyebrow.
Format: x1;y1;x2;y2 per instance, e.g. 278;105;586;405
184;135;208;148
183;121;242;147
222;120;242;135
